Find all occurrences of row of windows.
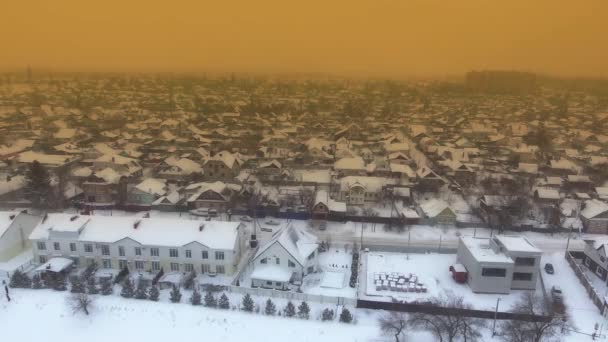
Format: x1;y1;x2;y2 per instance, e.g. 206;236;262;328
480;268;534;281
260;257;297;268
39;255;226;274
37;242;224;260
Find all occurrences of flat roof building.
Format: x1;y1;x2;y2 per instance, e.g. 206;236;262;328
457;235;541;294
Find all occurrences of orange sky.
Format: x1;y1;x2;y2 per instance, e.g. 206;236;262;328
1;0;607;77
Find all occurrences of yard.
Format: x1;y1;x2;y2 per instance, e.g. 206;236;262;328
361;251;535;311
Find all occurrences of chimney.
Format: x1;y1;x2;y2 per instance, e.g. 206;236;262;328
199;224;204;232
133;220;141;229
70;215;79;221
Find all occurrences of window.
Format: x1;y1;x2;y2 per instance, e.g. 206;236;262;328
87;258;95;267
151;261;160;271
266;281;273;286
481;268;506;277
288;260;296;268
102;258;112;269
584;257;592;267
260;258;267;264
119;246;125;257
184;263;194;272
84;244;93;253
215;251;224;260
71;257;80;266
69;243;77;252
515;257;535;267
186;250;192;258
216;265;225;274
53;242;60;251
119;259;128;269
201;264;210;273
275;257;280;265
169;248;179;258
202;250;209;259
39;255;47;263
37;242;46;250
135;260;144;270
150;248;159;257
135;247;141;256
307;252;315;260
307;266;314;274
596;267;605;278
513;272;533;281
101;245;110;256
170;263;179;272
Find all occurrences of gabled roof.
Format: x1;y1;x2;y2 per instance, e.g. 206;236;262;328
254;224;318;267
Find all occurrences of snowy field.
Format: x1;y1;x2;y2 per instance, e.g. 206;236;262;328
362;251;533;311
0;289;376;342
0;288;448;342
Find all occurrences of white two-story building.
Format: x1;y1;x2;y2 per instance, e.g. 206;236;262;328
249;224;319;290
29;213;245;276
457;235;541;294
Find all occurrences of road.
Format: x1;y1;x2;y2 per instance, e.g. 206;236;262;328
311;229;585;253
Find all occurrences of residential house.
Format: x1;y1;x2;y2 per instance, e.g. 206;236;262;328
581;199;608;234
250;224;319;290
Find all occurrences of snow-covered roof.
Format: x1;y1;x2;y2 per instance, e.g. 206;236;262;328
254;224;318;267
135;178;167;196
0;211;21;238
0;139;34;157
581;199;608;219
29;213;241;250
389;163;415;177
35;257;73;273
250;264;292;282
17;151;74;166
535;188;560;200
334;157;365;171
459;237;514;264
493;235;541;254
0;175;25;196
596;187;608;200
419;199;451;218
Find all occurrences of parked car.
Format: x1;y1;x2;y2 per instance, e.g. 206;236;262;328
544;263;555;274
551;286;563;302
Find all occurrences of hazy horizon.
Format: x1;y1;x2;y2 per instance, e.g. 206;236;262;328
1;0;607;78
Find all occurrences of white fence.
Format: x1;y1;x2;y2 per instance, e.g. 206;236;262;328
224;285;357;306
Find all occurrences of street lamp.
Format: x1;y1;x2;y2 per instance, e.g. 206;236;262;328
492;298;501;337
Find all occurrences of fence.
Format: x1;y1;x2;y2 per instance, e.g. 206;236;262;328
223;284;357;306
356;299;550;322
564;251;605;313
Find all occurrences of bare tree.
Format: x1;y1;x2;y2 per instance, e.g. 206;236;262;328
68;292;94;316
499;292;568;342
408;292;486;342
379;311;408;342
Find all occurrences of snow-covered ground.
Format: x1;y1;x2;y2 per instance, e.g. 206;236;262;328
0;288;444;342
361;251;532;310
301;246;357;298
0;289;373;342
